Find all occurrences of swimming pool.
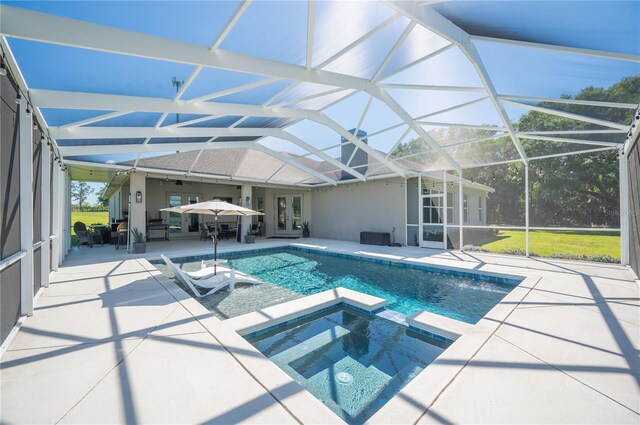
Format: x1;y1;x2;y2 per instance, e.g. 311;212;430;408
245;305;447;424
151;246;520;323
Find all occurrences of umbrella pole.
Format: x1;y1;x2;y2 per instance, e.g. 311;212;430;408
213;213;218;275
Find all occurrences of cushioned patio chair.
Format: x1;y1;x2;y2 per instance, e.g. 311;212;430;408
115;222;128;251
74;221;103;247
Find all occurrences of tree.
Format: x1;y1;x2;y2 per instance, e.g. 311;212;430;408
95;183;109;208
71;181;94;210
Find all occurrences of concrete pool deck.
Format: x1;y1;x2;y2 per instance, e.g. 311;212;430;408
1;238;639;423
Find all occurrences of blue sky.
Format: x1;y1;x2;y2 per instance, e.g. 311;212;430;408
6;1;640;162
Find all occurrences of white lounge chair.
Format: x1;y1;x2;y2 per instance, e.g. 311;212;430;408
160;254;262;298
161;254;236;298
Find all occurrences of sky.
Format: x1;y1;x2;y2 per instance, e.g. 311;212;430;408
6;1;640;164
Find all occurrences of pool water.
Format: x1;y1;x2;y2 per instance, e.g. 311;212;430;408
246;306;448;424
152;247;517;323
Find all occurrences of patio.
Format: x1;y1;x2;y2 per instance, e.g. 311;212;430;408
1;240;638;423
0;1;639;423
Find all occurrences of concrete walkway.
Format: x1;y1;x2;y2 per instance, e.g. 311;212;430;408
1;238;639;423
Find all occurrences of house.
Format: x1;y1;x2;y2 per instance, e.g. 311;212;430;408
104;137;493;249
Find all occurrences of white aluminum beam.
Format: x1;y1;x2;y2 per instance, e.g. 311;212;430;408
378;43;454;82
35;89;410;177
63;159;313;188
499;94;638;110
519;130;627;135
306;0;315;71
386;2;529;163
418;121;506;131
61;111;129;128
368;86;461;170
516;134;621;147
272;87;349;107
50;126;275;140
59;141;250;155
501;98;631;130
316;14;403;69
19;100;34;316
619;149;630;265
252;145;336;185
41;136;51;287
471;35;640;63
379;83;485;92
281;131;366;181
0;6;371;90
187;77;280;103
372;21;416;81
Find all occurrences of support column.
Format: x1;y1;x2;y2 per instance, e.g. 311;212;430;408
51;162;60;270
41;136;50;286
525;163;530;257
65;172;71;257
241;184;252;243
620;149;630;266
19;101;34;316
458;171;463;250
443;171;448;250
129;172;146;252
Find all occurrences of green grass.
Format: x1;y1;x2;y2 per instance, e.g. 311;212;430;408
71;210;108;246
466;229;620;261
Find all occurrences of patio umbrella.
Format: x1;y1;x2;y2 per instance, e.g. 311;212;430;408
160;200;264;274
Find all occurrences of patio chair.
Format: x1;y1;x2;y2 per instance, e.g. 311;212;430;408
161;254;236;297
199;222;210;241
219;223;231;240
251;222;263;236
115;222;128;251
74;221;103;247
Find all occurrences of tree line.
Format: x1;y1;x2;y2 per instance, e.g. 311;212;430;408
392;76;639;228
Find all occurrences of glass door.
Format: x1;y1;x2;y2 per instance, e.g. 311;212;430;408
274;194;303;234
420;188;445;249
166;193;201;237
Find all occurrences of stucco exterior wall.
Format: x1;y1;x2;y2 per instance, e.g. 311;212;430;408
310;178;406;245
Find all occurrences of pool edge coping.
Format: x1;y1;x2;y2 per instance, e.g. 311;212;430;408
142;244;544;425
136;257;347;425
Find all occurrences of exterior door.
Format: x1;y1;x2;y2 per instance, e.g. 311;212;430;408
166;193;201;237
420;189;445;249
275;194;303;235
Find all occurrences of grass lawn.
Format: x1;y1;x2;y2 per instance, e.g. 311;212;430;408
71;210;109;246
470;229;620;261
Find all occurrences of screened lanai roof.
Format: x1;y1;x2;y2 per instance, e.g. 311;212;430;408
2;1;639;186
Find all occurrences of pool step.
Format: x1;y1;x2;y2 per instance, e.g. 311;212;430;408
376;309;408;326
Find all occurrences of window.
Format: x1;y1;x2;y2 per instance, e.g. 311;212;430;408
446;192;454;224
463;195;468;223
479;196;483;222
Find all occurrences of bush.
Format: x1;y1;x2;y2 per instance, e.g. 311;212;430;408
549;253;619;263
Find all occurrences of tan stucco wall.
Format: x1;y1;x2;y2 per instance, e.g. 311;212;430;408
309;178;406;245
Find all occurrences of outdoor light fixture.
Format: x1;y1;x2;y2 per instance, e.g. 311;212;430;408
33;120;38;130
26;107;32;116
16;93;21;104
136;191;142;203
